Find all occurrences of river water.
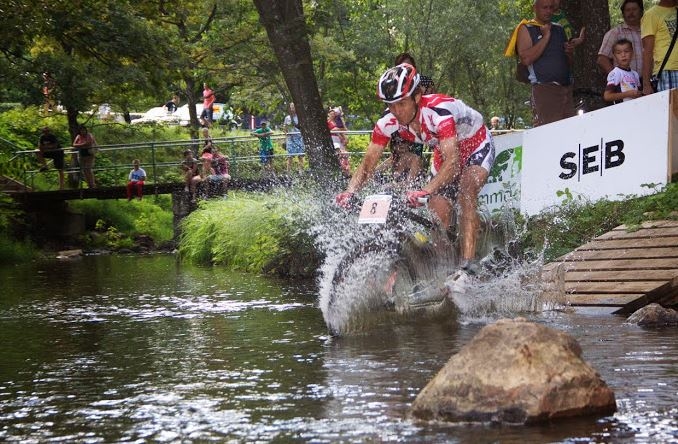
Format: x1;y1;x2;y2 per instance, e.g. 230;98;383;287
0;254;677;443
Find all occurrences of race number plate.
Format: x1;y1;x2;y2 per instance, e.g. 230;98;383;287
358;194;392;224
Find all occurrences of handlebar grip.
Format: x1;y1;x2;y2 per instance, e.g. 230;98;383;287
417;196;429;204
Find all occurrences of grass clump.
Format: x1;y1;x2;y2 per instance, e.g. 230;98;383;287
179;191;320;276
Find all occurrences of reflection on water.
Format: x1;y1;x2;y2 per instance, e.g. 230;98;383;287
0;255;677;442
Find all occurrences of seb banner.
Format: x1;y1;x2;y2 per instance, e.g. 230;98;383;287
520;90;673;216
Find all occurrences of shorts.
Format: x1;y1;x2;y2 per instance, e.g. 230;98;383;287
259;149;273;164
43;150;65;170
79;154;95;170
286;135;305;155
435;132;495;201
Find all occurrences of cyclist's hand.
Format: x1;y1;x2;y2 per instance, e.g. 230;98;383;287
406;190;430;207
335;191;354;209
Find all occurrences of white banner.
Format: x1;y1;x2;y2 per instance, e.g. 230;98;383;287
479;131;523;214
520;90;672;216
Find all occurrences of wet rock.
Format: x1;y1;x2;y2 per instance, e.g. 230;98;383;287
133;234;155;251
627;303;678;327
56;249;82;260
409;318;616;425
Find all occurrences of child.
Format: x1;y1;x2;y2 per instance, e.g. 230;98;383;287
181;149;201;199
126;159;146;201
252;121;274;172
603;39;642;104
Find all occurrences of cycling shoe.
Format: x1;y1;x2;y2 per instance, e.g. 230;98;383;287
445;269;472;298
407;282;446;307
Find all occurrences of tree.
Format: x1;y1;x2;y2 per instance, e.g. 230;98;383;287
253;0;339;174
561;0;611;112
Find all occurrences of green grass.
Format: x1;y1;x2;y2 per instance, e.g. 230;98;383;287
178;190;320;276
70;195;174;247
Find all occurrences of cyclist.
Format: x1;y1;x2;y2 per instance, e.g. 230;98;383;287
335;63;495;273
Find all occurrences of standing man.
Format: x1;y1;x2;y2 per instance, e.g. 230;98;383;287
515;0;576;127
36;126;65;190
200;83;215;127
283;103;305;173
597;0;644;77
641;0;678;95
336;63;495;272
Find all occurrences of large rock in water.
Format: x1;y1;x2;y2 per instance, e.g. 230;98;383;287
409;318;616;424
627;303;678;327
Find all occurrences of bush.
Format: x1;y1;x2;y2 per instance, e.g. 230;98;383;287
179;191;320;276
70;196;174;248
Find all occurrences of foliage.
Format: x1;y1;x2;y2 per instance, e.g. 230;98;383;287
179;191;320;276
70;196;174;247
520;182;678;262
0;194;36;264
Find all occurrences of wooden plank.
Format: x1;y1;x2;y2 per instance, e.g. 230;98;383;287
565;270;678;282
565;294;642;306
578;236;678;250
596;226;678;240
614;277;678;315
554;258;678;271
556;247;678;262
565;281;663;293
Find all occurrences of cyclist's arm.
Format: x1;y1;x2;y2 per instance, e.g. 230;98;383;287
346;141;385;193
422;136;459;195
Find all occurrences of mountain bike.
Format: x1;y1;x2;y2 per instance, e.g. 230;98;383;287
320;192;461;336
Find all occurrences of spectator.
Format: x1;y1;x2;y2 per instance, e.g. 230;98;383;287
201;127;214;156
490;116;501;130
181;149;202;199
283;102;305;173
72;125;97;189
603;38;642;104
200;151;229;196
641;0;678;95
331;106;350;149
374;131;423;185
126;159;146;201
327;108;350;177
42;72;56;114
211;146;231;182
200;83;215;127
164;95;180;114
514;0;576;127
394;52;436;94
597;0;643;77
551;0;585;45
251;120;274;173
36;126;65;190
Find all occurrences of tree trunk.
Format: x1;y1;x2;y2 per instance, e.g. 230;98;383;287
253;0;339;175
183;77;200;141
562;0;610;112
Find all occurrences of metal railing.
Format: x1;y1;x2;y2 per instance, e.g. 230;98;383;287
10;130;374;191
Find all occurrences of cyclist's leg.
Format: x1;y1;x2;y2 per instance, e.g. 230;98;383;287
458;165;489;262
458;134;495;263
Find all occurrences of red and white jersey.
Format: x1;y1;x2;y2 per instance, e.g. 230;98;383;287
371;94;488;175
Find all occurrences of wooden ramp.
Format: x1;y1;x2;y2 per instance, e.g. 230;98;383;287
541;220;678;315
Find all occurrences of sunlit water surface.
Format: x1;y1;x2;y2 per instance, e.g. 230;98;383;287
0;254;677;443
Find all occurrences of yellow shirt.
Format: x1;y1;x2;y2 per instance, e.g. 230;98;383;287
641;5;678;73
